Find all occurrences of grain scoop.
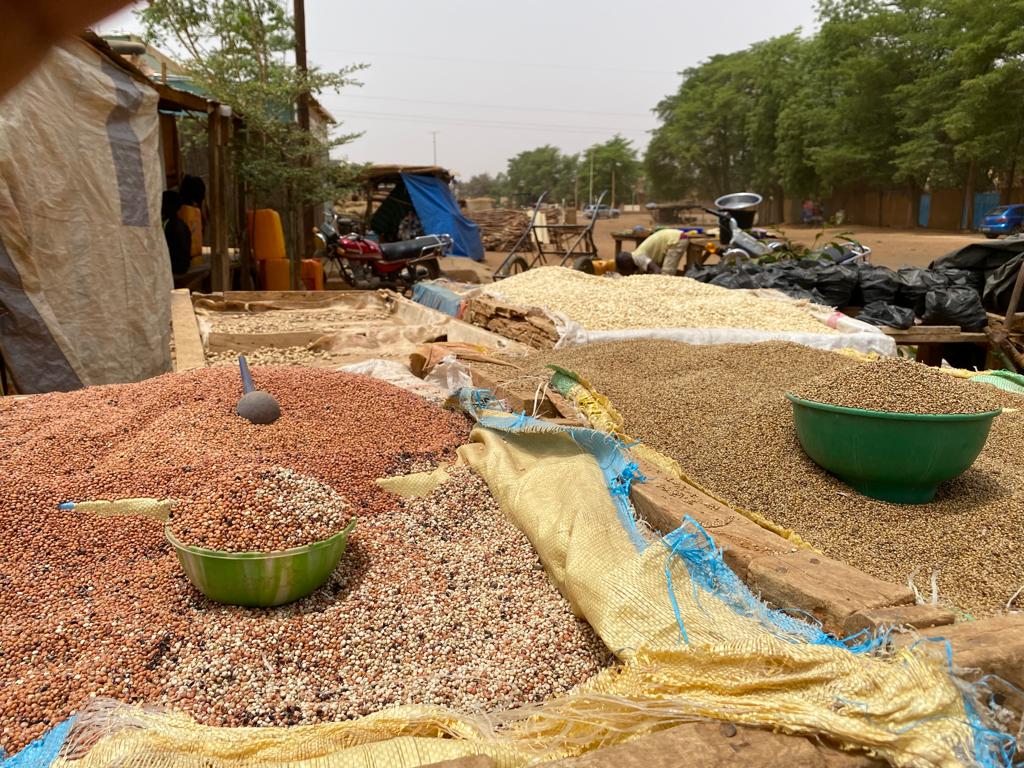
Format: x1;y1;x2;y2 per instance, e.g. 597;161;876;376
236;355;281;424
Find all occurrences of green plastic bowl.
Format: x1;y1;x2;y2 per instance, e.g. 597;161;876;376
166;519;356;607
785;394;1000;504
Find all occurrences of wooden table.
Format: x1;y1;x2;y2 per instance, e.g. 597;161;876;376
611;231;651;256
881;325;990;366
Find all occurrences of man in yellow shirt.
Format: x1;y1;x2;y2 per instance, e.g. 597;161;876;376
629;228;688;275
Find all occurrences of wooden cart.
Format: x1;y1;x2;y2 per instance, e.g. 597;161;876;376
493;191;602;278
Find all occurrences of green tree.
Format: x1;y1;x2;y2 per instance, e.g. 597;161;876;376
139;0;364;208
504;145;578;205
459;172;502;200
894;0;1024;203
645;49;758;200
805;1;917;196
583;134;641;208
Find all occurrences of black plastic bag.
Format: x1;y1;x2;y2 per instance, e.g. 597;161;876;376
858;301;915;330
982;253;1024;313
858;265;899;304
931;239;1024;272
922;288;989;331
813;263;859;308
781;286;829;305
709;269;757;290
753;265;794;290
684;265;715;282
789;264;820;289
934;266;985;294
896;268;948;314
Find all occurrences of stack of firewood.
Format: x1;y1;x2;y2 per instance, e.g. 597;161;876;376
469;209;530;251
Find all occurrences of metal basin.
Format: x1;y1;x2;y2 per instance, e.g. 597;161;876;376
714;192;763;212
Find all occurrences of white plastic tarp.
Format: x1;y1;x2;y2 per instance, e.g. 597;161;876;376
486;286;898;356
0;39;172;393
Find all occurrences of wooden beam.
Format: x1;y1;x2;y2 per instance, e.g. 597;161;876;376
155;82;208;113
629;461;915;635
170;289;206;371
207;104;230;292
1003;255;1024;330
883;327;988;344
896;614;1024;689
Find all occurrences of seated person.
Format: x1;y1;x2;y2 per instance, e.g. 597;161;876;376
178;175;206;261
161;190;192;275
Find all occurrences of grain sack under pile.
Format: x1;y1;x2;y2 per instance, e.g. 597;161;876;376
0;368;611;755
487;267;836;334
515;341;1024;617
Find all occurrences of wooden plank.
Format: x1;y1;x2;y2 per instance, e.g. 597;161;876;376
629;463;793;578
883;328;988;344
843;605;956;635
896;614;1024;689
170;289;206;371
205;331;325;353
746;551;915;634
548;721;882;767
469;366;559;418
629;461;915;635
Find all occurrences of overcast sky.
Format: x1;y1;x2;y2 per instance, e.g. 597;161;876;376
97;1;819;179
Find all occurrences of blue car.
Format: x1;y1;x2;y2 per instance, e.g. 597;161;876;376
979;204;1024;238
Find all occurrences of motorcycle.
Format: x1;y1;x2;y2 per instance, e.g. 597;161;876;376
313;215;450;292
700;193;871;265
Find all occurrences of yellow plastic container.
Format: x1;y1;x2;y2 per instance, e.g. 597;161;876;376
301;259;324;291
247;209;286;261
260;258;291;290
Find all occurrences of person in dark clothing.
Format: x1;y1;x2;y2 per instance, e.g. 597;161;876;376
179;175;206;207
161;190;192;275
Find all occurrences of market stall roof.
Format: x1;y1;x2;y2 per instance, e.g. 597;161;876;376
81;31;211;114
360;165;454;184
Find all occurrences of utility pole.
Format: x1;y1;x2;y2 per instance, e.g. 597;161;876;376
588;150;594;206
611;164;616;210
293;0;310;290
430;131;439;165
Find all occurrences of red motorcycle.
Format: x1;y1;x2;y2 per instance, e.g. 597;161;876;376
313;215;449;291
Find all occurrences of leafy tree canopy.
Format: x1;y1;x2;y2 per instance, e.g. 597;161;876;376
140;0;364;207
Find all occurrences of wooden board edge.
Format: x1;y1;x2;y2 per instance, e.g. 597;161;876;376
170;289;207;371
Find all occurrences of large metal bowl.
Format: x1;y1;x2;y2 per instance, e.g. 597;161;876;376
714;192;763;212
166;519;356;607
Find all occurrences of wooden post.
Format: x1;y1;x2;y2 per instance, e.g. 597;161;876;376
1004;256;1024;330
364;180;374;231
207;104;230;292
236;140;253;290
293;0;310;290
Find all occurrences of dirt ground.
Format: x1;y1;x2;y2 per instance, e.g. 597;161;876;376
462;212;986;281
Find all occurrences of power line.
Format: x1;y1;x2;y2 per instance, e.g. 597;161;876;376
329;109;652;136
335;93;652;120
314;47;679;77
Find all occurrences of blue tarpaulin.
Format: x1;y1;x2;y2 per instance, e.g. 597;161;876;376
401;173;484;261
412;281;465;317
